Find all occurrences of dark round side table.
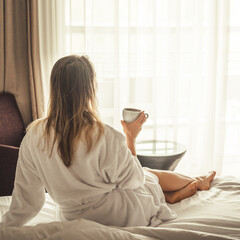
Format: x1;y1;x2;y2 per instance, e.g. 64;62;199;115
136;140;187;171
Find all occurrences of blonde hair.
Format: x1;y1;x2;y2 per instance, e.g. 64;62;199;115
44;55;104;167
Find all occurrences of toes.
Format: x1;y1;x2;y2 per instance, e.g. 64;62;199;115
209;171;216;176
207;171;216;181
212;171;216;177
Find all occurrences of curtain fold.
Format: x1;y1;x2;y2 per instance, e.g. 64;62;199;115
0;0;44;124
27;0;45;120
38;0;66;112
0;0;32;124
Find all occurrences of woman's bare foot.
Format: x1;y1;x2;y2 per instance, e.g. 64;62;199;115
164;181;198;204
195;171;216;191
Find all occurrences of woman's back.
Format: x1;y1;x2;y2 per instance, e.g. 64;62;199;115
8;120;175;227
29;120;128;206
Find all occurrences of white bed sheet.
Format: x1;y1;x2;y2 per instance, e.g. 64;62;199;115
0;176;240;240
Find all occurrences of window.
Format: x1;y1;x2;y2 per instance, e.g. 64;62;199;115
58;0;240;175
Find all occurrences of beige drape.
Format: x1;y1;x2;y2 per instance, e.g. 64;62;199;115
0;0;44;124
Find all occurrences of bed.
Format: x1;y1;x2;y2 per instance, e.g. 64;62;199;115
0;175;240;240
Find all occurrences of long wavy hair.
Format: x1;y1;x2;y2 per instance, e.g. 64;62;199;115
44;55;104;167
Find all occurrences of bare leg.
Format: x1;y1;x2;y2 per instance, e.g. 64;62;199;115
145;168;216;192
145;168;195;191
145;168;216;204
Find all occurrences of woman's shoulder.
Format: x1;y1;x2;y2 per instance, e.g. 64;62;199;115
18;118;47;152
103;124;124;137
27;118;47;133
103;124;126;144
24;118;47;143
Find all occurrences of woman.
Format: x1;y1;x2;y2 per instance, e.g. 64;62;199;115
1;55;216;227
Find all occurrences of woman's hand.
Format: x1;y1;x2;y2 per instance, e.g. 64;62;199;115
121;111;147;140
121;111;147;156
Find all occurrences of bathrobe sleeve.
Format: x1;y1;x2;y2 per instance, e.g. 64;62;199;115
113;144;145;190
1;135;45;226
102;127;145;190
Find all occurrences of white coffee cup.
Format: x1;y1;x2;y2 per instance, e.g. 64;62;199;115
122;108;149;123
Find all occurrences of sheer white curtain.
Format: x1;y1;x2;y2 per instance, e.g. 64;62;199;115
38;0;66;109
38;0;240;177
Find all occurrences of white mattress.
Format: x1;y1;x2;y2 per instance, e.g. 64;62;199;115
0;176;240;240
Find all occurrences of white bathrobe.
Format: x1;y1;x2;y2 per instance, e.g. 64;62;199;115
1;121;176;227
